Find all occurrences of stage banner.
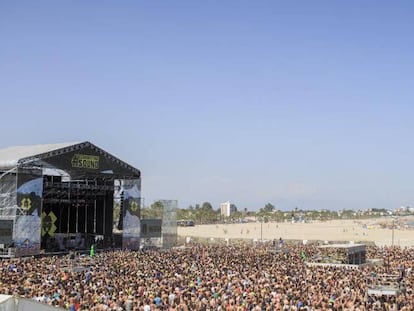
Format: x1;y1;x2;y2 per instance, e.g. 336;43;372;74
117;179;141;250
15;168;43;256
0;172;17;216
160;200;177;249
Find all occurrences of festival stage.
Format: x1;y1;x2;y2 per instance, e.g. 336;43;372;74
0;141;141;256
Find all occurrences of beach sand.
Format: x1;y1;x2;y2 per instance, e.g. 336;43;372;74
177;218;414;247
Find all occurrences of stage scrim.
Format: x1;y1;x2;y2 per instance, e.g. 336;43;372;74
160;200;177;248
117;179;141;250
15;168;43;256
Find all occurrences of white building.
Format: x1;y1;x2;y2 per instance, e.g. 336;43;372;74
220;201;237;217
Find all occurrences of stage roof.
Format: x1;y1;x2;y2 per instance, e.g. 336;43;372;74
0;142;77;169
0;141;140;178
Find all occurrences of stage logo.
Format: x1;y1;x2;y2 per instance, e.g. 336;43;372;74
71;154;99;169
41;211;57;237
130;201;138;212
20;198;32;210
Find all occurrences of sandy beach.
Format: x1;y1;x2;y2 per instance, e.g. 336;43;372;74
178;217;414;247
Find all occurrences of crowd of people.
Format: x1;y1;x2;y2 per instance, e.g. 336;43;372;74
0;243;412;310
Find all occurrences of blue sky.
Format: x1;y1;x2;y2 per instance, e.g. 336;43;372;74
1;1;414;211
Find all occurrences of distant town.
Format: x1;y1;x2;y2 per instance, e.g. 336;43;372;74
140;200;414;225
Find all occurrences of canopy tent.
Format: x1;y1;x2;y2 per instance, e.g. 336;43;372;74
0;294;66;311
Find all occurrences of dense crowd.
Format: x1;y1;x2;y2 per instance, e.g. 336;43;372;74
0;243;412;310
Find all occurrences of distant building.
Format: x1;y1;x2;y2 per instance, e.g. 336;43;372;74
220;201;237;217
394;205;414;215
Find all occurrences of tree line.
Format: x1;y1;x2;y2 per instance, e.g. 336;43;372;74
139;201;397;224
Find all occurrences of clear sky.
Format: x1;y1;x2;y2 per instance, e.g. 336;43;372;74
1;1;414;211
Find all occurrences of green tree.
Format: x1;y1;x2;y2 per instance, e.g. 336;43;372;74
201;202;213;211
231;210;244;221
197;202;218;223
141;200;164;219
263;203;275;213
185;202;219;224
273;210;284;222
177;208;193;220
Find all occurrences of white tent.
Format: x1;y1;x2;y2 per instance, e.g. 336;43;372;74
0;295;65;311
0;295;14;311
